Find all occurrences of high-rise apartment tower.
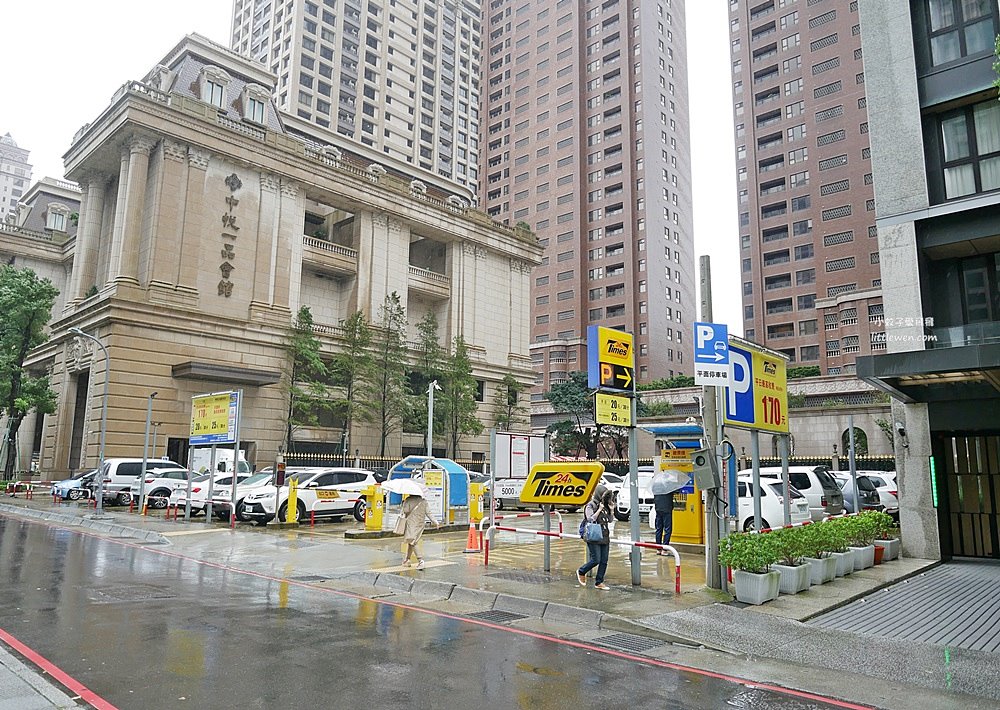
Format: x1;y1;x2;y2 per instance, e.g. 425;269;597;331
231;0;482;195
0;133;31;222
480;0;694;396
730;0;883;375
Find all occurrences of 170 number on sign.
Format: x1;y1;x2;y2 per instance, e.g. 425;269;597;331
760;395;783;426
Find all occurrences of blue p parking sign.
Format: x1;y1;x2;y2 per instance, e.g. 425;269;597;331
693;322;729;386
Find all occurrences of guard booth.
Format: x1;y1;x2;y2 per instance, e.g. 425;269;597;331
385;456;470;526
642;423;706;545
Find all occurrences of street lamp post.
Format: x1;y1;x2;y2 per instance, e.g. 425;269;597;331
68;327;109;516
426;380;442;457
138;391;158;514
151;422;161;458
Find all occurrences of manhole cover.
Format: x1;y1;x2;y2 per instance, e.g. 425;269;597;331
484;571;555;585
89;584;176;603
291;575;329;583
467;610;529;624
593;633;665;654
273;540;317;549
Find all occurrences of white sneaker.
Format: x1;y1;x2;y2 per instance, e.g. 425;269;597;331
416;559;426;570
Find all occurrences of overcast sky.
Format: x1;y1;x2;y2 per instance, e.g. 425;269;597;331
1;1;740;334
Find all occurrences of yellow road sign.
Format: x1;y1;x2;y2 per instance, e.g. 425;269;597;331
519;462;604;505
595;326;634;368
659;449;693;473
595;393;632;426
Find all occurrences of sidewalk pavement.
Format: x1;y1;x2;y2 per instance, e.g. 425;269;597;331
1;495;993;708
0;644;77;709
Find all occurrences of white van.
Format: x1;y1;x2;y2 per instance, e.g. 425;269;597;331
190;448;250;474
97;458;183;505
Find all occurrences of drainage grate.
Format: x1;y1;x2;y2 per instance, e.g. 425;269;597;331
467;610;529;624
291;575;330;583
89;584;176;603
484;571;555;585
593;633;665;654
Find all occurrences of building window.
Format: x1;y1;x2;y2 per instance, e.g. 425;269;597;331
200;66;232;108
45;205;69;232
243;84;270;124
925;0;998;67
938;100;1000;200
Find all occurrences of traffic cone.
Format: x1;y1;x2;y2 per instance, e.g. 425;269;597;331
463;522;481;553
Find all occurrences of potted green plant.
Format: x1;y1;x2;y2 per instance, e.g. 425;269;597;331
769;527;811;594
871;510;901;561
845;512;878;570
799;521;837;584
719;532;780;605
824;517;855;577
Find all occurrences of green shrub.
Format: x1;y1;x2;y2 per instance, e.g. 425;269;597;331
824;517;852;552
800;521;835;558
861;510;896;543
719;532;779;574
770;527;808;566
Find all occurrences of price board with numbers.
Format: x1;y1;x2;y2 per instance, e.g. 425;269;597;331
595;392;632;427
189;391;240;445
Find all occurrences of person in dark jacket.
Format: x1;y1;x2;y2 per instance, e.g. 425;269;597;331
577;485;614;590
653;491;674;553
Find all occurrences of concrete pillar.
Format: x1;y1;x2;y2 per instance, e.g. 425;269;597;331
115;135;156;285
252;174;280;310
106;149;131;286
147;139;188;291
275;180;301;312
72;173;107;301
177;148;210;296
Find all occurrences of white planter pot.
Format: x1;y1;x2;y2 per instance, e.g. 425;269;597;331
732;569;780;605
803;555;837;584
849;544;875;570
773;562;811;594
875;538;900;561
831;550;854;577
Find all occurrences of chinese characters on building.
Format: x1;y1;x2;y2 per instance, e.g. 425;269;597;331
219;173;242;297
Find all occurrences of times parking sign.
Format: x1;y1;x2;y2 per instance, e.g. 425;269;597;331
723;341;789;433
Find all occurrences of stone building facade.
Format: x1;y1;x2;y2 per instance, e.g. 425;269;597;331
6;34;540;476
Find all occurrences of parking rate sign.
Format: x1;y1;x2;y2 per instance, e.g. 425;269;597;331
190;391;240;445
723;343;789;433
693;322;729;386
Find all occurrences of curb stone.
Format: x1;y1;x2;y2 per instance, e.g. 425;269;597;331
410;579;456;599
449;586;498;608
0;503;168;545
494;593;547;617
374;573;414;593
542;601;604;628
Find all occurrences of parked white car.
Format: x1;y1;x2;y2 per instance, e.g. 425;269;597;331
132;467;195;509
856;471;898;516
170;472;251;515
97;457;184;505
737;475;811;531
210;471;274;521
747;466;845;521
614;467;655;522
242;468;379;525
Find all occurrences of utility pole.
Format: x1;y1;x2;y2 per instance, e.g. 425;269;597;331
700;256;723;590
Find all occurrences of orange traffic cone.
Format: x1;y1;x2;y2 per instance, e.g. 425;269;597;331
464;522;481;553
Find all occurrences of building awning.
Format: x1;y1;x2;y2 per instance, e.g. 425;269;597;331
171;361;281;387
856;344;1000;404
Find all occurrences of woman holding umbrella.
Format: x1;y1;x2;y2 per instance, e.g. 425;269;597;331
386;478;440;569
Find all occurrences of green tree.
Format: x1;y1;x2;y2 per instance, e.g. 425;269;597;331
0;266;59;478
330;310;371;459
636;375;695;391
874;418;895;448
788;365;821;379
545;371;600;459
637;396;674;418
406;311;445;434
283;307;335;454
491;373;529;431
439;335;484;457
359;292;411;456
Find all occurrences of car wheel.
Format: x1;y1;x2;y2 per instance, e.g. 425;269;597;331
150;490;170;509
353;497;367;522
214;508;231;521
743;517;771;532
277;501;306;524
68;489;84;501
614;509;630;522
235;500;248;522
494;497;504;512
254;518;269;527
116;491;132;506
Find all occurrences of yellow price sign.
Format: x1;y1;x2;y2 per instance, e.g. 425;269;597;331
595;393;632;427
189;392;236;443
659;449;693;472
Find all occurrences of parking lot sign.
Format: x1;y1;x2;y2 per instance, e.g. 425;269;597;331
693;322;729;386
723;341;789;433
587;325;635;391
190;391;240;445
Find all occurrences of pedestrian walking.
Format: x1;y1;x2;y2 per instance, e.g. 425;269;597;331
577;485;614;590
400;493;439;570
653;490;674;554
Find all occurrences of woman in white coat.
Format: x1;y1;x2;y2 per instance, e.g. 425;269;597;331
401;494;439;569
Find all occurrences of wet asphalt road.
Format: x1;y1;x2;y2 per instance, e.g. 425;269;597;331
0;517;859;709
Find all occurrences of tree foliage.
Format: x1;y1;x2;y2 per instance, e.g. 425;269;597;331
788;365;821;379
359;293;411;456
406;311;445;435
329;310;371;458
545;371;600;459
439;335;483;458
283;307;335;453
636;375;695;391
637;396;674;418
0;266;59;477
491;373;529;432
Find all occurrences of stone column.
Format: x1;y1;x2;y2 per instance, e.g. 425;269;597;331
106;149;131;286
148;139;188;292
114;135;156;285
273;179;300;314
72;173;107;302
177;148;210;296
251;174;280;311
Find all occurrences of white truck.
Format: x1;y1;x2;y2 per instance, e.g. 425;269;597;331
190;448;251;475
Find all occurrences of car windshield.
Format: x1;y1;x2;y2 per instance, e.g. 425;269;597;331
768;482;804;498
857;476;878;491
603;474;623;484
71;470;94;480
192;474;212;483
240;473;271;486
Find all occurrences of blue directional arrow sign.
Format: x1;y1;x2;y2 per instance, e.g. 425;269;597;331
693;322;729;387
